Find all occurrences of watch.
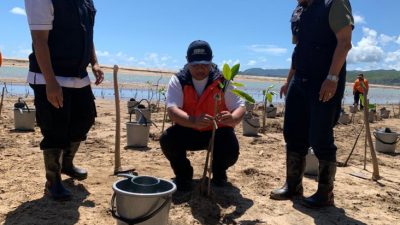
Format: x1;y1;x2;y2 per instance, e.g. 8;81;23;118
326;74;339;83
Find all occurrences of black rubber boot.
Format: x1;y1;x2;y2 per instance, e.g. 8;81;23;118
270;151;306;200
43;149;72;201
302;160;336;208
61;142;88;180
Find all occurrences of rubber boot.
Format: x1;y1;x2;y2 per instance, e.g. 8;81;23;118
43;149;72;201
270;151;306;200
302;160;336;208
61;142;88;180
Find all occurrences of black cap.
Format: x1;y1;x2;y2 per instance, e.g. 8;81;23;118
186;40;213;65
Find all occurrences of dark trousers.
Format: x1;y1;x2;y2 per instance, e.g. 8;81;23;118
160;125;239;180
283;75;345;162
353;90;364;109
30;84;96;150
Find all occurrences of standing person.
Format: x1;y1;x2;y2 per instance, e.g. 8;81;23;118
25;0;104;201
353;73;369;110
160;40;246;192
0;49;2;67
270;0;353;208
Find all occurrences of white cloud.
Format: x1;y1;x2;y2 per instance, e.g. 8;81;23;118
247;60;257;66
10;7;26;16
379;34;397;46
396;36;400;45
221;59;240;67
347;27;385;64
248;45;287;55
353;14;366;25
384;50;400;70
95;50;110;57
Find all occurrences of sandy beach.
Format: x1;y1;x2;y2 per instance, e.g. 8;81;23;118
1;91;400;225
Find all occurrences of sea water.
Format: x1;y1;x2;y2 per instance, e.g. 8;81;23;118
1;66;399;104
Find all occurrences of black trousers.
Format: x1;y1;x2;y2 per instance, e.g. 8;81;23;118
30;84;96;150
160;125;239;180
283;75;345;162
353;90;364;109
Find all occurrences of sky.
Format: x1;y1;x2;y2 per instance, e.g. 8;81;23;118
1;0;400;71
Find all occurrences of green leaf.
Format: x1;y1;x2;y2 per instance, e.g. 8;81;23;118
222;64;232;80
359;94;365;106
218;82;225;89
231;64;240;80
231;82;244;87
368;103;376;109
267;93;273;103
231;89;255;103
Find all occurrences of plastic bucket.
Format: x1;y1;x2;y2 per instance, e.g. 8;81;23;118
127;100;139;114
14;109;35;131
380;109;390;119
305;148;318;176
135;108;151;122
242;115;259;136
338;113;351;125
266;106;277;118
373;129;399;153
126;122;151;147
111;175;176;225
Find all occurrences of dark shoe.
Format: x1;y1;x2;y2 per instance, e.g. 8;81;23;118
302;160;336;208
270;151;306;200
61;166;88;181
174;177;192;192
62;142;88;180
45;181;72;201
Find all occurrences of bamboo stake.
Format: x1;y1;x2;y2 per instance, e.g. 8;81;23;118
363;131;367;170
0;86;5;116
341;123;364;167
113;65;122;174
361;86;380;180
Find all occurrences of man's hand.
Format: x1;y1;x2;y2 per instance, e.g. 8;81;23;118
92;63;104;85
216;111;236;127
46;79;63;108
319;79;338;102
280;82;289;98
191;113;214;130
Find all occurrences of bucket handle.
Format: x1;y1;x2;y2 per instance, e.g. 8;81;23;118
373;132;400;145
244;117;260;129
111;193;171;225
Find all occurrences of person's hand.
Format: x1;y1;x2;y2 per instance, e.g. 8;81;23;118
319;79;338;102
216;111;236;126
191;113;213;130
92;63;104;85
46;79;63;108
280;82;289;98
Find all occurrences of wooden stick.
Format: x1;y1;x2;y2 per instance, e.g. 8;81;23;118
341;123;364;167
113;65;122;174
363;130;367;170
0;86;5;116
361;86;380;180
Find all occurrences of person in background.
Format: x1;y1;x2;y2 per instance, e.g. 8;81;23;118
271;0;354;208
160;40;246;192
353;73;369;110
25;0;104;201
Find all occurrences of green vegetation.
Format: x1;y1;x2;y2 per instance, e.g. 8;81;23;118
346;70;400;86
239;68;400;86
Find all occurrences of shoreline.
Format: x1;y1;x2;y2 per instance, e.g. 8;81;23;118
2;58;400;90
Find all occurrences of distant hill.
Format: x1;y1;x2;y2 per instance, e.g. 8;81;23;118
239;68;289;77
346;70;400;86
240;68;400;86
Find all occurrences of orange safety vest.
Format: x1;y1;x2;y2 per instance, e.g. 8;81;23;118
353;78;368;94
182;77;230;131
